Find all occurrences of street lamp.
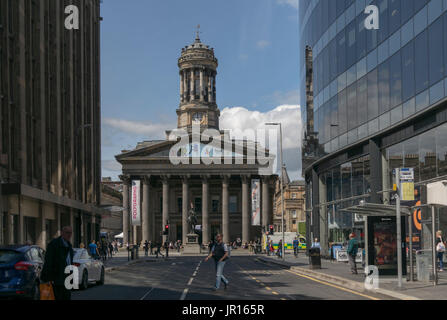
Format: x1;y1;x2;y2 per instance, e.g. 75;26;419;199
265;122;285;261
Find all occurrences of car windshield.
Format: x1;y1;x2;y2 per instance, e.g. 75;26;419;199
0;250;22;264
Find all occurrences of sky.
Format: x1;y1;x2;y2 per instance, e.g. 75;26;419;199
100;0;302;180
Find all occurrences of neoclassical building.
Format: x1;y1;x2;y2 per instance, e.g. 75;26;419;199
116;32;277;246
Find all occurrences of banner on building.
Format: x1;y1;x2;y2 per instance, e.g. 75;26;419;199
131;180;141;226
251;179;261;226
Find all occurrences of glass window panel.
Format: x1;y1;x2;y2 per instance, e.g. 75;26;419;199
436;123;447;177
401;0;414;23
333;166;341;201
364;155;371;194
402;97;416;119
347;64;356;86
444;12;447;77
378;60;391;114
401;41;415;102
428;17;444;86
331;137;339;152
379;111;391;130
420;129;437;181
347;84;357;131
390;104;403;124
367;69;379;120
430;80;444;105
329;39;338;81
338;72;347;92
414;0;429;13
330;97;339;139
401;18;414;47
415;89;429;112
428;0;443;25
389;30;401;57
346;21;357;68
357;15;367;59
358;123;368;139
346;2;356;24
326;171;334;203
378;0;390;43
337;11;346;33
341;162;352;199
338;89;348;133
414;30;429;94
352;158;364;196
357;76;368;125
414;5;428;36
378;40;389;64
403;136;420;183
357;57;367;79
339;132;348;148
389;52;402;107
368;117;379;135
386;142;404;187
389;0;401;35
366;24;378;53
367;48;378;72
348;128;358;144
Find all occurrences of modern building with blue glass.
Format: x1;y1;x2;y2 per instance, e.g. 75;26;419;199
300;0;447;258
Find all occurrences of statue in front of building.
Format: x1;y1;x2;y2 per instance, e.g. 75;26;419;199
187;202;198;234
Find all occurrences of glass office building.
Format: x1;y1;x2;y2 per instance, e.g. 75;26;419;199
300;0;447;254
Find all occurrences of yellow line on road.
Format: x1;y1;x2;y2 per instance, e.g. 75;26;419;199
272;291;279;295
286;270;380;301
265;287;272;291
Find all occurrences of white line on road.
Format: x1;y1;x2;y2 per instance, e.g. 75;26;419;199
140;287;155;300
179;260;201;301
188;277;194;285
180;288;189;300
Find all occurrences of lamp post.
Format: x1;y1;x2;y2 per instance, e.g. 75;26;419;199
266;122;285;261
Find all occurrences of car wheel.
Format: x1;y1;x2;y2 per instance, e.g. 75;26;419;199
97;267;105;285
81;270;89;290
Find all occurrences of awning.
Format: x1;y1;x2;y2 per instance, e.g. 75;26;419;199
340;202;411;216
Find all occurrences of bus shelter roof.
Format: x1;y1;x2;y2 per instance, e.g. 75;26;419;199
340;203;411;217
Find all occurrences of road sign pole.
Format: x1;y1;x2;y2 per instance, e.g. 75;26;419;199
432;205;438;286
396;169;402;289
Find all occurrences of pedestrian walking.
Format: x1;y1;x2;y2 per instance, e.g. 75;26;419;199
144;240;149;257
293;237;299;258
164;241;169;258
347;233;359;274
436;230;446;272
155;242;163;258
277;239;283;258
205;234;229;291
88;240;99;259
40;226;75;300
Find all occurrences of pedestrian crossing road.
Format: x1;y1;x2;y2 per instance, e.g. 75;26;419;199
72;256;393;300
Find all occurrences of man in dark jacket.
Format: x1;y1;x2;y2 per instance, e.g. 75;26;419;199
205;234;229;291
347;233;359;274
41;226;75;300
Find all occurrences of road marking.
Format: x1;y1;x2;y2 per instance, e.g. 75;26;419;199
280;298;286;300
180;288;189;300
140;287;155;300
188;277;194;285
272;291;279;295
286;270;380;301
266;287;272;291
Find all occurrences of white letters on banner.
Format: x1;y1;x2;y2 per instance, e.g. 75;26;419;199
131;180;141;226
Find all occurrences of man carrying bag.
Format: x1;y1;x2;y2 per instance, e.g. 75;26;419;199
41;226;75;300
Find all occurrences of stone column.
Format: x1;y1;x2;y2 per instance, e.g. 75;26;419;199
212;73;216;103
142;175;151;243
162;176;170;243
262;178;270;230
120;175;130;246
183;70;188;102
200;68;204;101
37;202;46;249
242;175;250;244
202;175;210;245
208;73;212;102
180;71;184;103
191;69;195;101
222;175;230;243
182;176;189;244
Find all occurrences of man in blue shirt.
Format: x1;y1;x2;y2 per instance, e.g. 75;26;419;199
88;240;98;258
293;237;299;258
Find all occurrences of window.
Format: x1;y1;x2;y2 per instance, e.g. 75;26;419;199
212;196;219;213
378;0;390;43
401;41;415;102
389;52;402;108
388;0;401;35
378;60;390;114
330;97;339;139
444;12;447;77
428;17;444;86
420;129;437;181
357;15;366;59
177;198;182;213
337;30;346;75
291;210;297;218
329;39;337;82
338;89;348;134
341;162;352;199
401;0;414;24
347;84;357;131
357;76;368;125
229;196;237;213
414;30;429;94
346;20;356;68
291;193;297;199
367;69;379;121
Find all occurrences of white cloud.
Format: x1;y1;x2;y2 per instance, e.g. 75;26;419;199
256;40;271;49
276;0;298;9
102;160;122;172
220;104;302;179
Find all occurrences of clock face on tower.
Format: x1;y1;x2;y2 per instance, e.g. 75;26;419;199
192;112;205;124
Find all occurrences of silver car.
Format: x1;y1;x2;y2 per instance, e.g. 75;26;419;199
73;248;105;290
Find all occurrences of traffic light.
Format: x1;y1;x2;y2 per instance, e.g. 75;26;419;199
163;224;169;235
269;225;274;235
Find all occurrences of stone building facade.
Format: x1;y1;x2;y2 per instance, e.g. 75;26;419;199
116;32;277;246
0;0;103;249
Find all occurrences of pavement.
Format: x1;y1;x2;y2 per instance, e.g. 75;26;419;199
72;255;391;300
256;252;447;300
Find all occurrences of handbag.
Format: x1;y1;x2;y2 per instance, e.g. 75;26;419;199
437;241;446;253
40;282;55;300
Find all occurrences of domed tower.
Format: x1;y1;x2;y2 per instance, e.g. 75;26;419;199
177;26;220;132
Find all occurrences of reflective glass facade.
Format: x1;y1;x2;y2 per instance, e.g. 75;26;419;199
300;0;447;155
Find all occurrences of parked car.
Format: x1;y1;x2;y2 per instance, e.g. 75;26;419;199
73;248;105;290
0;245;44;300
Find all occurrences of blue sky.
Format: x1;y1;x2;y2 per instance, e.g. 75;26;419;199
101;0;301;180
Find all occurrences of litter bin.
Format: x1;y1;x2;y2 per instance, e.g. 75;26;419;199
416;250;431;282
309;247;321;269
